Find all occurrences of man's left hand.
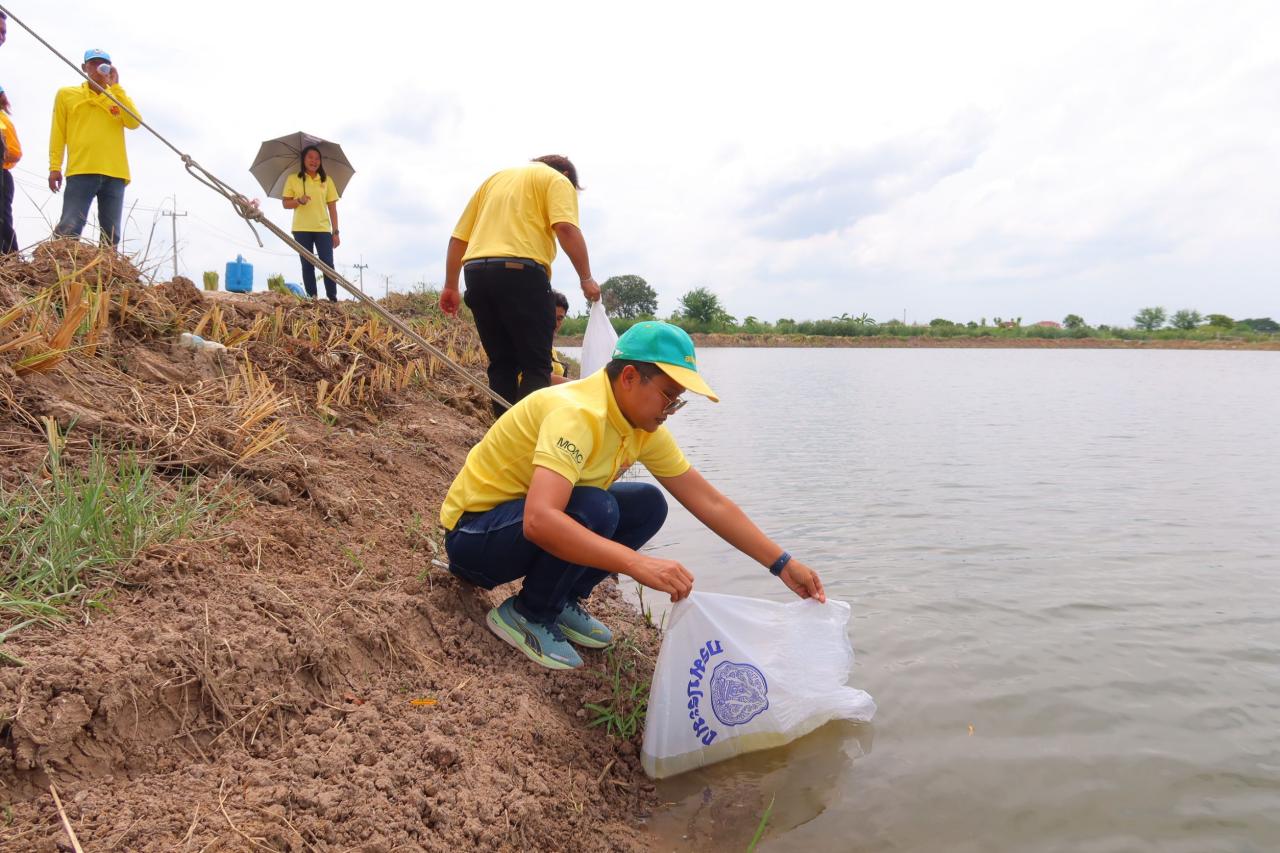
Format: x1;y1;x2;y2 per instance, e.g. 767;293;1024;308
779;558;826;603
580;277;601;302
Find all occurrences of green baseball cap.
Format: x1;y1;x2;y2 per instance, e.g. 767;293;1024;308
612;321;719;402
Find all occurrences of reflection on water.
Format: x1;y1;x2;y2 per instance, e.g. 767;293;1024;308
562;348;1280;853
645;721;875;850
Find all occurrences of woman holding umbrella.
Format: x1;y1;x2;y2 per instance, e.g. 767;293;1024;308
282;145;340;301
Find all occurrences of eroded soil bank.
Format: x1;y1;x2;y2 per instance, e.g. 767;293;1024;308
0;244;660;852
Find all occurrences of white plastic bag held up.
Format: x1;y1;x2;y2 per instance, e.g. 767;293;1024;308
579;300;617;377
641;591;876;779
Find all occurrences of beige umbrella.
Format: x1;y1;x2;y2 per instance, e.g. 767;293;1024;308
249;131;355;199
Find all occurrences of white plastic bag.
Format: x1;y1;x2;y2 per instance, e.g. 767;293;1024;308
641;591;876;779
579;300;617;377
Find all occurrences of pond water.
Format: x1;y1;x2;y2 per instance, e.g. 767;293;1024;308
569;346;1280;853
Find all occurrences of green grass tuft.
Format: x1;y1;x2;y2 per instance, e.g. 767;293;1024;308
0;437;221;641
746;795;775;852
584;639;650;740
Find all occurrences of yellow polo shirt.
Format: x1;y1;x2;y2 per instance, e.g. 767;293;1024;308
440;369;689;530
452;162;579;277
49;83;141;182
283;173;339;232
0;113;20;169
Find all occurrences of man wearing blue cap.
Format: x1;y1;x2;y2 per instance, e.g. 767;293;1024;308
48;49;141;246
440;321;826;670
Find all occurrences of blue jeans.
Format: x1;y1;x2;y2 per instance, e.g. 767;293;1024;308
445;482;668;624
293;231;336;301
54;174;126;245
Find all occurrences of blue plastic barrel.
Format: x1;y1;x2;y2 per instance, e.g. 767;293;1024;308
286;282;306;297
225;255;253;293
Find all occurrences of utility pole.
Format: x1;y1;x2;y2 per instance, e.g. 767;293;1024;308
352;257;368;293
380;273;393;300
162;200;188;281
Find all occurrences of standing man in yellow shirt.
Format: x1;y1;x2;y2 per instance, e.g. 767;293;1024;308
48;49;141;246
440;322;827;670
439;155;603;416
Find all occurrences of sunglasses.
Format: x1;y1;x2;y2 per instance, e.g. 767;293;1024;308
654;383;688;415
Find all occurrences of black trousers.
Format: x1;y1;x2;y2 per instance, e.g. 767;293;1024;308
0;169;16;254
463;261;555;417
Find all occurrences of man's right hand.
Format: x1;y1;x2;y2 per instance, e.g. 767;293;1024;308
49;171;63;193
626;554;695;602
439;286;461;316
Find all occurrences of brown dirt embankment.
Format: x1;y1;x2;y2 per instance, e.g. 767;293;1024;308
0;243;660;852
557;332;1280;350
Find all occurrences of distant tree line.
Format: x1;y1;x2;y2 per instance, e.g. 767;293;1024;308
555;277;1277;341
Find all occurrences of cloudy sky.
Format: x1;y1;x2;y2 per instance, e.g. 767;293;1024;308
3;0;1276;325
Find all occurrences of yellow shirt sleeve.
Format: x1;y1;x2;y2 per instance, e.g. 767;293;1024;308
532;407;595;485
452;182;484;242
638;426;691;479
325;178;339;203
49;89;69;171
546;173;579;227
282;173;301;199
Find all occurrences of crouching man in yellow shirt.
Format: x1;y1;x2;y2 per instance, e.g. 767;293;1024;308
439;322;826;670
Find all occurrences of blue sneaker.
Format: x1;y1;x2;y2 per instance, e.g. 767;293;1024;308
556;600;613;649
486;596;583;670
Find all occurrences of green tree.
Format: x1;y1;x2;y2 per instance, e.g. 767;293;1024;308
600;275;659;319
1205;313;1234;329
1063;314;1086;330
1169;309;1203;330
929;318;954;327
1239;317;1279;332
677;287;728;326
1133;306;1167;331
853;313;876;327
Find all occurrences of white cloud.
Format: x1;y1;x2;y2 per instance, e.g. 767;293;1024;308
2;0;1276;324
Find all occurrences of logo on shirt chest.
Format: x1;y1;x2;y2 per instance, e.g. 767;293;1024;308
110;106;120;115
556;437;584;465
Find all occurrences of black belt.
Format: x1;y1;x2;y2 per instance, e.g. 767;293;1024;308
464;257;545;272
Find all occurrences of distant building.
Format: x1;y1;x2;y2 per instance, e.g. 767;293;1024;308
1035;320;1062;328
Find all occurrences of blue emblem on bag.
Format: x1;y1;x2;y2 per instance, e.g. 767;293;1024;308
709;660;769;726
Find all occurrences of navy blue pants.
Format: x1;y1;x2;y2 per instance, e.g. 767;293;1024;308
445;482;668;624
0;169;16;254
294;230;336;301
